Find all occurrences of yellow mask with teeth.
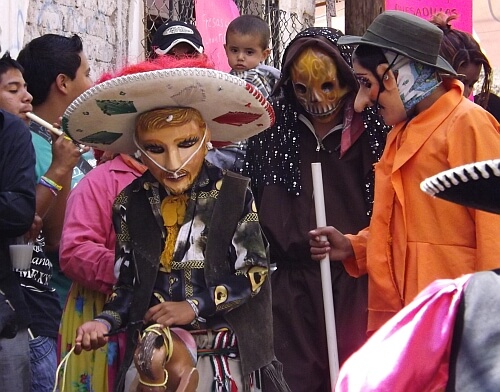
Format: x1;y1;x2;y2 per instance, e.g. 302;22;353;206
290;47;351;123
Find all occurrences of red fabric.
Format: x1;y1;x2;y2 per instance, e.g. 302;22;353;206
96;54;215;84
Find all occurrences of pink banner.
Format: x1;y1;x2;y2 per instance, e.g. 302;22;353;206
385;0;472;33
195;0;240;72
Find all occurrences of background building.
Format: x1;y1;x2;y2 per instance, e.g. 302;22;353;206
0;0;498;92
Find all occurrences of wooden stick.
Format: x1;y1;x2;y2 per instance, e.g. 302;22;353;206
26;112;63;136
311;162;340;390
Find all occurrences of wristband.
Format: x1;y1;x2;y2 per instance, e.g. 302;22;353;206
40;175;63;191
186;298;206;324
93;318;111;332
40;176;63;192
38;179;58;196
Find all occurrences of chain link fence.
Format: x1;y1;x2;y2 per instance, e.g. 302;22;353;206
143;0;312;68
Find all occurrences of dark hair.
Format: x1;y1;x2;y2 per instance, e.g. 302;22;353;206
226;15;270;50
352;44;389;91
0;51;24;79
430;13;492;108
17;34;84;106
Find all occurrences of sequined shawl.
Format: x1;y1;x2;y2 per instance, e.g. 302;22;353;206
243;27;390;215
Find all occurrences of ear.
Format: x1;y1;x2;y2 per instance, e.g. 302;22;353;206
262;48;271;61
376;63;398;92
55;73;68;94
204;127;212;154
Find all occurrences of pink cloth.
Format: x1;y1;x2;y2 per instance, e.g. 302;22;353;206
59;155;143;293
335;274;472;392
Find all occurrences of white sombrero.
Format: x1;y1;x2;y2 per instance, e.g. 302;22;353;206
420;159;500;214
62;68;275;154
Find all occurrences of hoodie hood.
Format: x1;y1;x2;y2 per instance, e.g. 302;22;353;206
273;27;358;100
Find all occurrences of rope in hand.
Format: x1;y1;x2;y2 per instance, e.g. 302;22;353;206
51;323;172;391
137;324;174;388
52;345;75;392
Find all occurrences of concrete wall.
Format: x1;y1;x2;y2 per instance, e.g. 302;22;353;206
19;0;318;80
282;0;316;23
23;0;143;80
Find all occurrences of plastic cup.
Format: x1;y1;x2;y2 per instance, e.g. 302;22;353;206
9;236;33;270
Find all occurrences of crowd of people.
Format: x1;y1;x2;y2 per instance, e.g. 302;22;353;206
0;9;499;392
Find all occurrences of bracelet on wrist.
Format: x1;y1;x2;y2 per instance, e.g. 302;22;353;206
41;175;63;190
39;175;63;193
93;318;111;332
39;180;58;196
186;298;199;318
186;298;206;324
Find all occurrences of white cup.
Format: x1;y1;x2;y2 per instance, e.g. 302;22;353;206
9;236;33;270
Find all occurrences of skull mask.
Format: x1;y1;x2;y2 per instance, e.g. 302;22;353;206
290;47;351;123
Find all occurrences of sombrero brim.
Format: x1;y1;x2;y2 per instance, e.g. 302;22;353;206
337;35;457;76
420;159;500;214
62;68;274;154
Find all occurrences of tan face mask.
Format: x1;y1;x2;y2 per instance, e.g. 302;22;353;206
290;47;351;123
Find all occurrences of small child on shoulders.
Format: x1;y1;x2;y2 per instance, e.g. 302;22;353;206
224;15;280;99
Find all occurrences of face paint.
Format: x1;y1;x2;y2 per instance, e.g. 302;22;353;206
290;47;351;123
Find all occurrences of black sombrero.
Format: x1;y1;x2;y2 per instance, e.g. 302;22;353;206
420;159;500;214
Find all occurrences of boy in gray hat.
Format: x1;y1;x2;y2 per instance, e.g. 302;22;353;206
310;10;500;336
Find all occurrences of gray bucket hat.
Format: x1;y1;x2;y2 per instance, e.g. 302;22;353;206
338;10;457;75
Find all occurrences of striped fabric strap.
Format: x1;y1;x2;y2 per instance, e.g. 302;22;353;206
210;330;238;392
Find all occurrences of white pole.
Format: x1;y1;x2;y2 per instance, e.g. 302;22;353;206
26;112;62;136
311;162;339;390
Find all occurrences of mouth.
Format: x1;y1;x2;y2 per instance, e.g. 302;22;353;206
20;110;33;124
305;101;344;118
164;172;187;181
303;95;349;118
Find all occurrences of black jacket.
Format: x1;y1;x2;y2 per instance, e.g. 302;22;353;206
0;110;36;330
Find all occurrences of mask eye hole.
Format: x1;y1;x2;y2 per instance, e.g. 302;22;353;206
293;83;307;94
322;82;334;92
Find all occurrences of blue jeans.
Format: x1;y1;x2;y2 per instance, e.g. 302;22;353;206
29;336;57;392
0;329;31;391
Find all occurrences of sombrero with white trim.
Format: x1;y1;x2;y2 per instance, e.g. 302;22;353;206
420;159;500;214
62;68;275;154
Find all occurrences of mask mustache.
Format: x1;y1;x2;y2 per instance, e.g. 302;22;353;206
164;170;187;179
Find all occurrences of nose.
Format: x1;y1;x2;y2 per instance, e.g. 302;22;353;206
236;51;245;60
85;78;94;90
309;89;321;103
162;149;183;172
23;90;33;104
353;90;371;113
